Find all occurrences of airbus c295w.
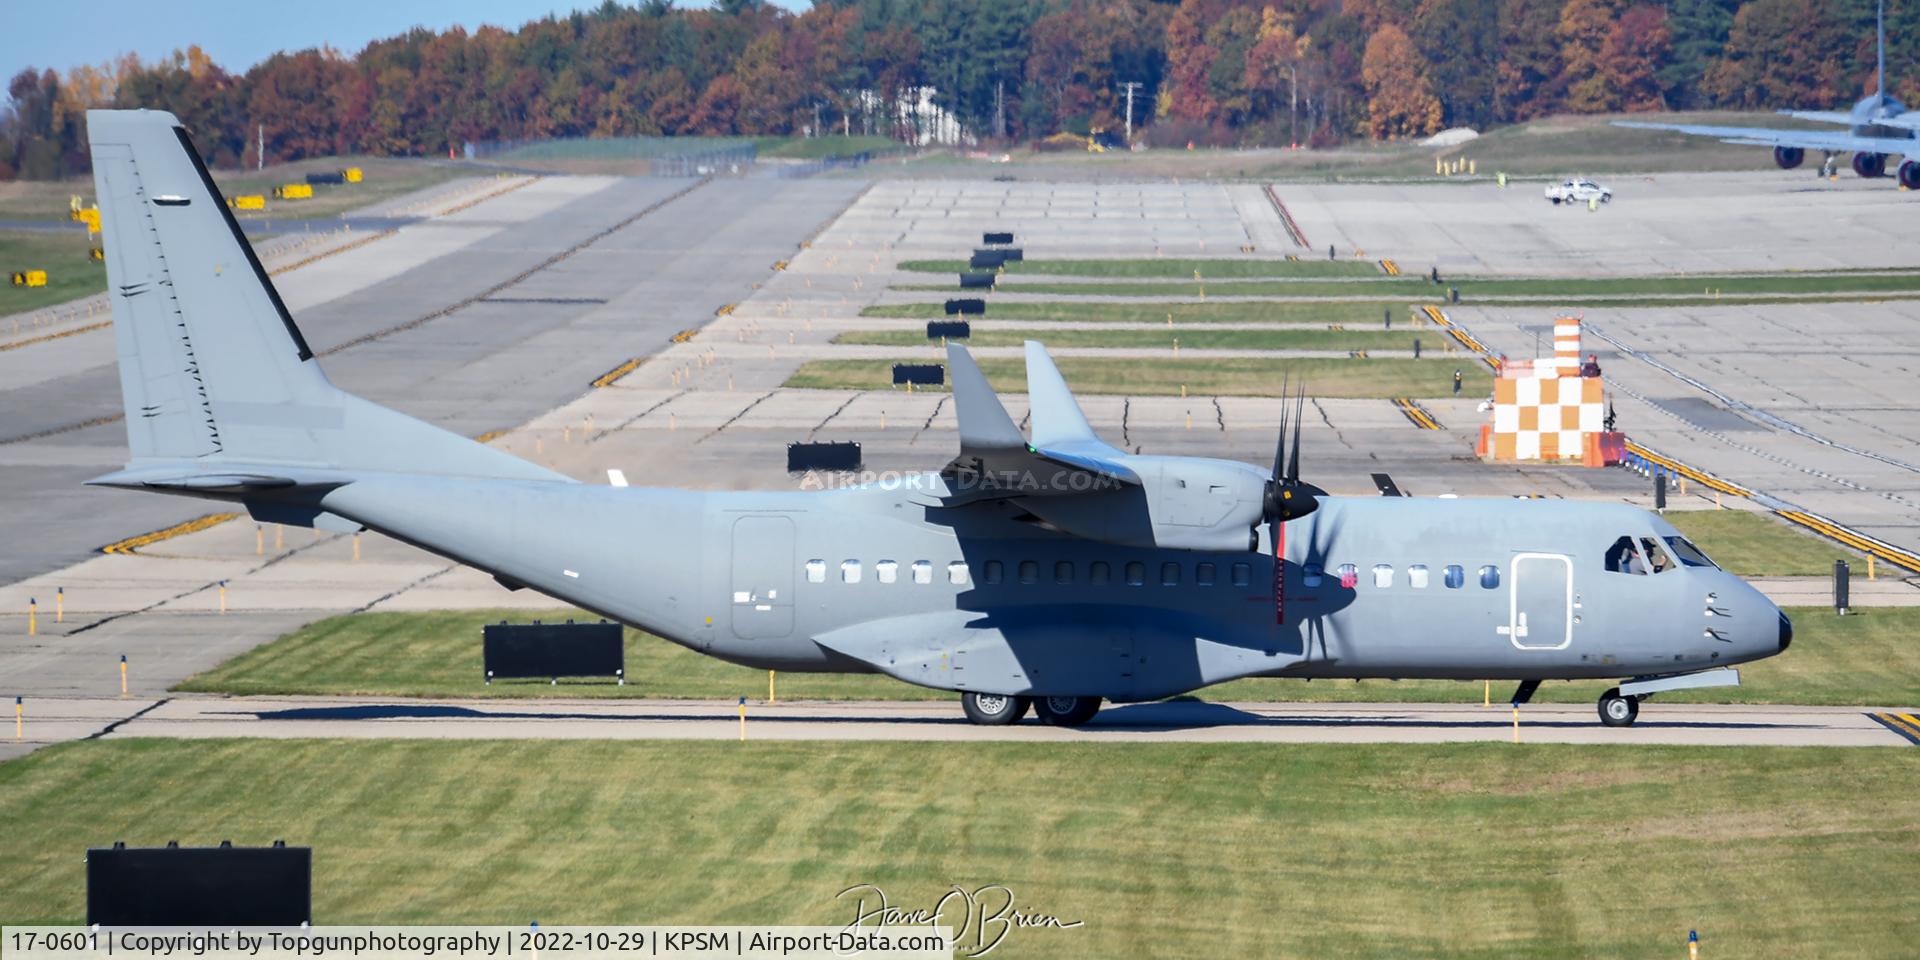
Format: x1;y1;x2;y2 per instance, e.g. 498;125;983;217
81;109;1790;728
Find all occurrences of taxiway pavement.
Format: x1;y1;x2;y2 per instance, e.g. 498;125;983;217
5;695;1911;754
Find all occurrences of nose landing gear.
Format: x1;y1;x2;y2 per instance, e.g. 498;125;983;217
1598;687;1640;726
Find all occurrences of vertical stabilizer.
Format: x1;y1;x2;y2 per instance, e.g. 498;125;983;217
87;109;563;485
1879;0;1888;100
90;110;332;461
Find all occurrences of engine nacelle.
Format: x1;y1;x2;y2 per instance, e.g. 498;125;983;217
1901;160;1920;191
1015;456;1268;551
1773;146;1805;170
1853;152;1888;178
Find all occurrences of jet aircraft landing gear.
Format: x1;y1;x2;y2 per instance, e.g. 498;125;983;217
961;692;1031;725
1598;687;1640;727
1034;695;1103;727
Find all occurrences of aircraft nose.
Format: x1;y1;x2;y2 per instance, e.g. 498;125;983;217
1778;610;1793;652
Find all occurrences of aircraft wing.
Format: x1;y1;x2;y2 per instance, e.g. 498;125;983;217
942;343;1136;499
1611;120;1918;157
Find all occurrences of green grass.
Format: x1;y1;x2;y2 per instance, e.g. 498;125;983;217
177;601;1919;708
785;356;1483;398
964;271;1920;300
0;156;468;223
838;326;1435;352
755;135;899;160
176;611;910;701
862;300;1432;324
1665;510;1863;577
899;257;1383;278
1;738;1915;958
0;229;105;314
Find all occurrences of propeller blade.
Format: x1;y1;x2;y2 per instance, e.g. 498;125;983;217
1286;384;1306;484
1272;374;1290;481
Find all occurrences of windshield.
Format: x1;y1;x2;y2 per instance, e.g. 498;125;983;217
1663;536;1718;569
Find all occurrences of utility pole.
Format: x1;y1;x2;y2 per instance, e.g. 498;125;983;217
256;124;264;171
1118;81;1144;145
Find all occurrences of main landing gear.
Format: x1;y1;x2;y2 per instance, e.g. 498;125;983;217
959;692;1103;727
1598;687;1641;727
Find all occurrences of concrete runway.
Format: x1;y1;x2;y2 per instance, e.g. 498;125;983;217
8;695;1915;751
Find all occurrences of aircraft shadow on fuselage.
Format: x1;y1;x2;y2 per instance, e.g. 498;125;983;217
935;508;1359;700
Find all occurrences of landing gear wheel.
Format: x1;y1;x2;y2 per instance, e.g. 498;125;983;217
1034;695;1102;727
1598;688;1639;727
961;692;1031;726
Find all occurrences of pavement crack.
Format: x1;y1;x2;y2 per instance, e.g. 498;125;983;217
88;698;171;740
698;389;777;444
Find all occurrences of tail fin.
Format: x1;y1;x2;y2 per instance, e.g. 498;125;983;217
946;342;1024;454
1023;340;1120;454
87;110;560;485
1878;0;1887;100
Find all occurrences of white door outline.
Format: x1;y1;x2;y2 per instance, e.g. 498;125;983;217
1508;552;1573;651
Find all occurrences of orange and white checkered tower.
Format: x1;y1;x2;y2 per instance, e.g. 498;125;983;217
1479;315;1610;464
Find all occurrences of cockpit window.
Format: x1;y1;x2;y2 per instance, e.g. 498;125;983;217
1663;536;1718;569
1604;536;1647;575
1639;537;1674;574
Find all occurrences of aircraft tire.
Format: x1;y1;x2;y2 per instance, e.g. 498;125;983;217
1034;695;1103;727
1598;688;1639;727
962;692;1031;725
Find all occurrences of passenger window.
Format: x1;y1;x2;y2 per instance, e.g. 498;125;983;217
1604;536;1646;575
1336;563;1358;587
876;560;898;584
1018;560;1038;584
1479;564;1500;589
1231;562;1251;587
1408;564;1429;589
947;561;969;585
1372;563;1394;588
1055;560;1074;584
1303;562;1323;587
1196;562;1216;586
1161;562;1181;586
912;561;932;584
1444;564;1464;589
805;559;826;584
840;560;861;584
1125;561;1145;586
983;560;1003;584
1090;561;1111;585
1640;538;1674;574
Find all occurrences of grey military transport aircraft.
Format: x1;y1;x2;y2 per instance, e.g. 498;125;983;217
1614;1;1920;186
83;109;1791;728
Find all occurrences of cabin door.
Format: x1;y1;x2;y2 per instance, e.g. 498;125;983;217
1508;553;1572;650
730;516;795;640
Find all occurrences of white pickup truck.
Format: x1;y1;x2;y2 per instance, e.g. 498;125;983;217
1545;178;1612;205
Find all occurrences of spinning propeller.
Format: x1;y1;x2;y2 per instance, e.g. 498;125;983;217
1264;381;1324;625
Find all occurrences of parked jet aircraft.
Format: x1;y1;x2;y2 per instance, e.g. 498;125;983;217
1614;1;1920;187
82;109;1791;728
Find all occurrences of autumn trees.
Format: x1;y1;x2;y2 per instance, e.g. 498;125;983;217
0;0;1913;180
